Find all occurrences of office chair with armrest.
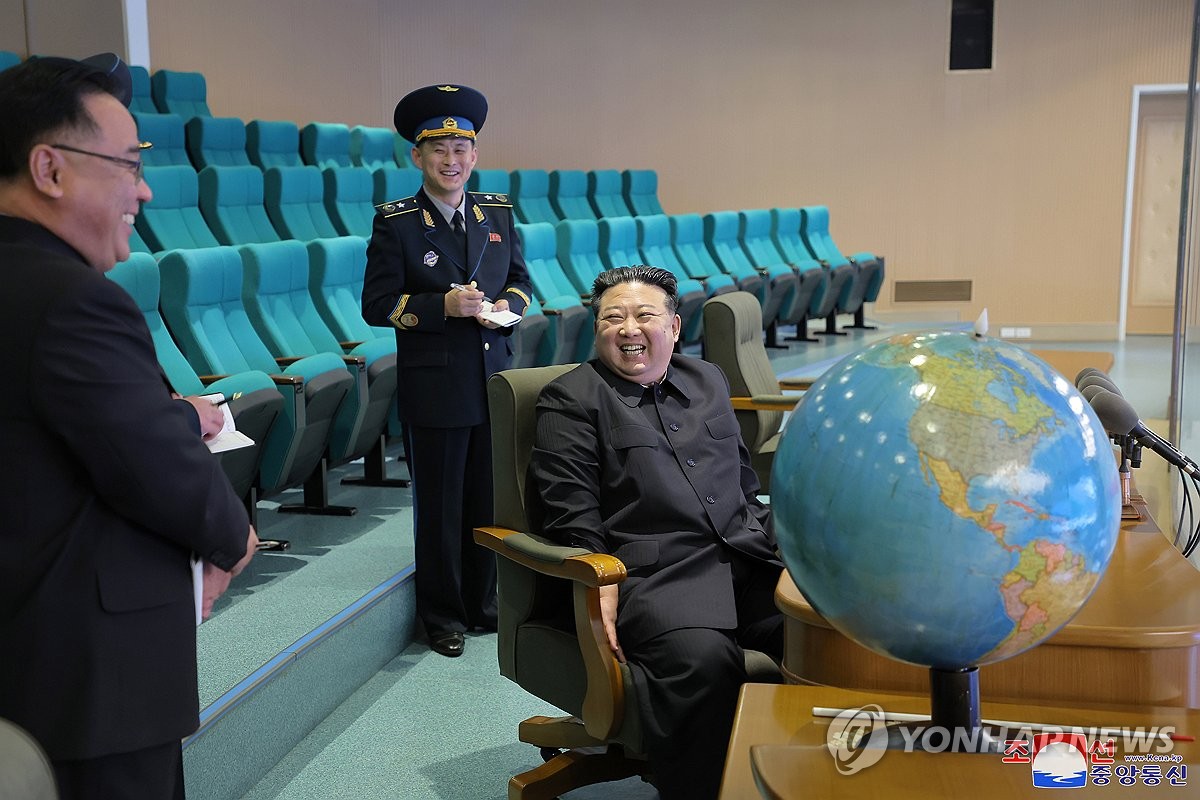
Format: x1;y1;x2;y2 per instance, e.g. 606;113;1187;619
474;364;781;799
702;292;811;494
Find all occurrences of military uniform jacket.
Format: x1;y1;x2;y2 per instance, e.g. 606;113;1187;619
528;355;780;649
361;187;532;428
0;216;249;760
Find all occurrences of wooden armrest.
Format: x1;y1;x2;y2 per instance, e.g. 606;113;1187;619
779;377;814;391
542;308;561;316
275;356;303;367
339;340;364;351
195;374;231;385
473;527;626;587
730;395;800;411
341;354;366;368
269;373;303;387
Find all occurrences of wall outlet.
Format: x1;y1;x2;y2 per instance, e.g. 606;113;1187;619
999;327;1016;338
1015;327;1032;338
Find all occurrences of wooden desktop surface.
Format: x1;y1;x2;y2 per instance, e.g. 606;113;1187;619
1029;349;1114;380
721;683;1198;799
777;502;1200;708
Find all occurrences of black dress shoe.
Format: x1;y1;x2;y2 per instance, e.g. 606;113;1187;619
430;631;465;658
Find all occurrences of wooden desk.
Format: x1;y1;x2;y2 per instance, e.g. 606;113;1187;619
721;683;1198;799
1029;349;1114;380
778;513;1200;708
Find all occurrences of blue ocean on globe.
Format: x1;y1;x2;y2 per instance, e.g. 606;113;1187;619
771;331;1122;669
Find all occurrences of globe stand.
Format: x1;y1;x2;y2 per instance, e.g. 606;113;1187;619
876;667;1002;754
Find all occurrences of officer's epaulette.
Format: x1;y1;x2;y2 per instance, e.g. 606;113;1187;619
375;197;418;218
470;191;512;208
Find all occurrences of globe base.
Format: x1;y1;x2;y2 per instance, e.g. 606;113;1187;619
873;666;1003;754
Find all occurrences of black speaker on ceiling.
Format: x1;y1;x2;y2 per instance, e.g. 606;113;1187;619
949;0;994;71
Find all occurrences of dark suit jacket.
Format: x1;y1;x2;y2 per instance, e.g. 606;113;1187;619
0;216;248;760
361;188;532;428
528;355;779;649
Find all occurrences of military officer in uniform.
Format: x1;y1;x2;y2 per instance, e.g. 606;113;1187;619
361;84;531;658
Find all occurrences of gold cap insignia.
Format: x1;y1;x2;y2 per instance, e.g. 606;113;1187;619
436;85;460;92
443;117;459;129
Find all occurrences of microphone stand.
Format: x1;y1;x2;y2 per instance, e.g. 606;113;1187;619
1113;435;1144;521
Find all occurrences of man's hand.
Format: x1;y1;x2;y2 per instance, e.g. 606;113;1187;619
445;281;486;318
177;393;225;440
199;525;258;621
599;583;624;663
477;297;510;329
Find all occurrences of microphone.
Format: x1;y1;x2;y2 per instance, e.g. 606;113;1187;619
1075;367;1108;387
1077;374;1122;396
1089;390;1199;477
1079;384;1112;403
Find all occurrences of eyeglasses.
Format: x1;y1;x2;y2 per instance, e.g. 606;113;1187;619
49;141;153;182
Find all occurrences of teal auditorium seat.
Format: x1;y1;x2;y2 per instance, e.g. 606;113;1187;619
393;135;414;169
770;207;841;326
198;165;282;245
515;222;593;364
301;122;352;169
305;236;392;343
630;214;706;344
322;166;377;237
622;169;665;216
159;246;356;514
467;169;511;195
150;69;211;120
138;165;221;252
598;216;703;346
128;65;157;115
799;205;883;331
134;112;190;167
739;209;824;343
264;166;340;240
350;125;398;170
549;169;596;220
239;241;403;488
554;218;605;296
107;253;283;513
246;119;302;169
186;116;252;169
510;169;559;224
0;51;20;72
372;164;423;205
703;211;791;335
507;295;552;369
587;169;633;218
129;224;152;255
669;214;740;296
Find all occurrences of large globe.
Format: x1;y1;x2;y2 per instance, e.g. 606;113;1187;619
772;331;1122;670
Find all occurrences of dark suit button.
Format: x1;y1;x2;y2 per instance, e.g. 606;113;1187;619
687;458;697;467
484;342;491;351
669;423;680;432
706;495;716;504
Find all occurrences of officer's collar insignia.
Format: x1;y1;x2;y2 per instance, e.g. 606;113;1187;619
423;250;438;267
496;194;509;204
421;208;435;227
473;204;484;223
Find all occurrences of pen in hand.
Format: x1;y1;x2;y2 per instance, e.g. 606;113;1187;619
211;391;242;407
450;282;492;303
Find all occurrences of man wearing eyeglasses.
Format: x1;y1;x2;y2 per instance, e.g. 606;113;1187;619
0;54;257;800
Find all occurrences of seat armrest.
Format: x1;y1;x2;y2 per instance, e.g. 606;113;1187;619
730;395;800;411
474;526;626;587
195;374;231;385
275;356;303;367
341;354;367;368
778;377;813;391
269;373;304;387
339;340;364;351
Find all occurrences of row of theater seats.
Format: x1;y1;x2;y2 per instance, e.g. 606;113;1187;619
106;237;407;521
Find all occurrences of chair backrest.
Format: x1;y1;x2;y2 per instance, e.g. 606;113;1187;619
0;717;58;800
587;169;633;218
263;165;340;240
306;236;392;341
510;169;559;224
372;164;423;205
488;364;578;534
468;168;511;195
798;205;849;266
246;119;302;169
186;116;251;169
554;218;605;295
0;51;22;72
703;210;758;282
622;169;664;216
135;112;190;167
138;165;221;252
596;216;641;271
701;292;783;453
634;214;687;276
518;222;582;303
301;122;352;169
150;69;211;120
198;165;281;245
549;169;596;220
107;253;206;396
322;166;377;237
739;209;788;269
238;240;344;357
350;125;398;170
770;207;808;265
128;65;157;115
670;213;722;281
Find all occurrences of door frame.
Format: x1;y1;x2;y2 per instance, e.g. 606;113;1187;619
1120;83;1188;341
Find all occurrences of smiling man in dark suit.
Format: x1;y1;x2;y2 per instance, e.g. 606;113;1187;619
362;83;532;657
0;54;257;800
528;266;784;800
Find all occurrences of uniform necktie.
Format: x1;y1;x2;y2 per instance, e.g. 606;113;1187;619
451;210;466;251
